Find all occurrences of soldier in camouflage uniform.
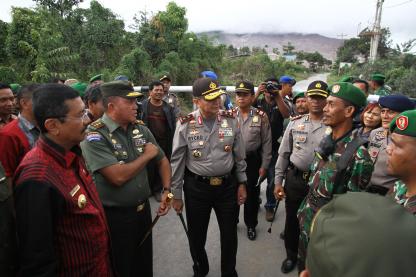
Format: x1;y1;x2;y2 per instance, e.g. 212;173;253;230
369;73;391;96
387;110;416;215
297;82;374;271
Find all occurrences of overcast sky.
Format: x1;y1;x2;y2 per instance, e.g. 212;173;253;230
1;0;415;44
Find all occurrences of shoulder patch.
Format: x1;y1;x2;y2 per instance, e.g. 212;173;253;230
253;108;266;117
135;119;145;125
90;119;104;129
86;131;102;142
179;114;194;124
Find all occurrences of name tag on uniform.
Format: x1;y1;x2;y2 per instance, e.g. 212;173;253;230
133;137;147;147
220;127;233;137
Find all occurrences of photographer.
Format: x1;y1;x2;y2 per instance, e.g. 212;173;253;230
252;77;290;221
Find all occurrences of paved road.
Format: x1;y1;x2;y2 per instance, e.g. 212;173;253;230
150;183;295;277
150;73;329;276
293;72;329;92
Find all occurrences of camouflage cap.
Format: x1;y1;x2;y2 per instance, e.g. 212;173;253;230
329;82;367;108
193;78;224;101
292;91;305;103
307;192;416;277
235;81;254;94
101;81;142;99
89;74;103;83
390;110;416;137
370;73;386;82
306;80;329;98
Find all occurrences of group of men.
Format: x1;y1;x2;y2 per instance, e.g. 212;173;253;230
0;69;416;277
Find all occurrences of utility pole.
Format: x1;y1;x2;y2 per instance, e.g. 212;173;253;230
337;33;348;40
369;0;384;62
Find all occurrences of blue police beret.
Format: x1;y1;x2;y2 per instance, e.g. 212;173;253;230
279;75;296;86
114;75;129;81
379;94;415;112
200;71;218;80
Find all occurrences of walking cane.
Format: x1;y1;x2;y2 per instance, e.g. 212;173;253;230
177;212;200;271
267;199;281;234
138;193;173;247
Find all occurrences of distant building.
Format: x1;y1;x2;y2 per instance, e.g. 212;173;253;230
283;54;297;62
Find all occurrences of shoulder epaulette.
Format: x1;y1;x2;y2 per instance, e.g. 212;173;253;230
290;114;306;121
135;119;145;125
253;108;266;117
219;110;235;118
90;119;104;129
179;114;194;124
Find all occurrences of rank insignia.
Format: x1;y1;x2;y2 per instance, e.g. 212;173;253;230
297;124;305;131
78;194;87;209
192;150;202;158
190;129;199;135
70;184;80;197
252;116;259;123
221;119;229;128
224;145;232;152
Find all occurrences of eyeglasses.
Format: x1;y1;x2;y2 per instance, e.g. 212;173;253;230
56;110;90;124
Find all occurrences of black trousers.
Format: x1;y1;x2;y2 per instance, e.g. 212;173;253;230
243;152;261;228
184;171;239;277
283;168;309;260
104;201;152;277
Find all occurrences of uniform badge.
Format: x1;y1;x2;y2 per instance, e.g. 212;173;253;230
222;128;233;137
332;85;341;93
396;115;409;130
132;129;140;135
198;116;203;125
297;136;306;143
190;129;199;135
78;194;87;209
252;116;259;123
137;147;144;153
111;139;117;144
325;127;332;135
221;119;229;128
198;141;204;146
70;184;80;197
86;132;102;142
168;98;173;104
219;129;225;139
297;124;305;131
370;150;378;158
375;131;386;141
224;145;232;152
192;150;202;158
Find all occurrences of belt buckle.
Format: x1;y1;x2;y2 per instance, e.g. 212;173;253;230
210;177;222;186
302;172;309;180
137;203;145;212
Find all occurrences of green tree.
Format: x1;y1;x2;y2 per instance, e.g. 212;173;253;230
0;20;9;64
33;0;83;17
115;47;153;84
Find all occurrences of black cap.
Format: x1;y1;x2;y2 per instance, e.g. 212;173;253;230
235;81;254;94
306;80;329;98
193;78;224;100
159;75;171;82
101;81;142;99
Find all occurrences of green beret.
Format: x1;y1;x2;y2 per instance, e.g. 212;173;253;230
101;81;142;99
235;81;254;94
370;73;385;82
329;82;367;108
89;74;103;83
70;82;88;97
307;192;416;277
338;75;356;83
390;110;416;137
9;83;22;94
292;91;305;103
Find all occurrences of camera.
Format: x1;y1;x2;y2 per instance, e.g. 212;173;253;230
265;81;282;94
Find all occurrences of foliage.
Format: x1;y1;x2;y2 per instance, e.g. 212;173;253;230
33;0;83;17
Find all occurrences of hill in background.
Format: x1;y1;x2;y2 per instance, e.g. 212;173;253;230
198;31;343;61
